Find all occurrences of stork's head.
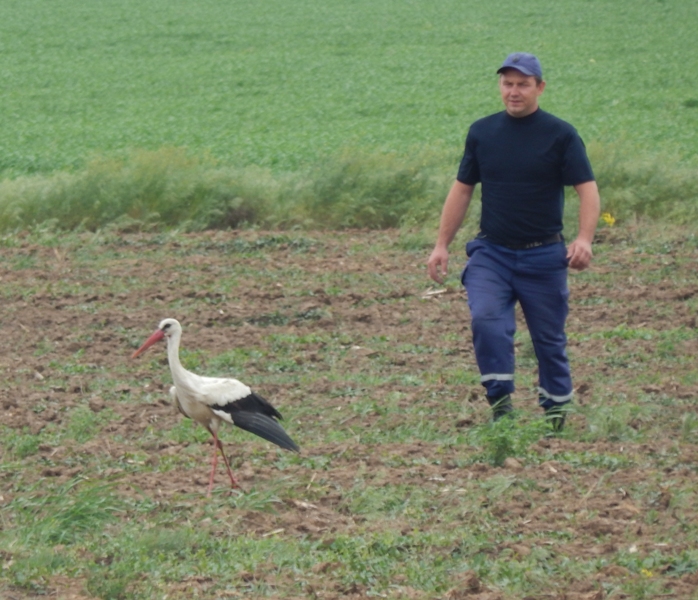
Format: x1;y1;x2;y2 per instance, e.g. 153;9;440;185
132;318;182;358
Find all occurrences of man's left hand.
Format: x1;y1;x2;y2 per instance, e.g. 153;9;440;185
566;238;593;270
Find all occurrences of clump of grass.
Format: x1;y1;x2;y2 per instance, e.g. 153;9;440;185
85;528;198;599
8;478;123;547
583;403;640;443
85;570;131;600
289;147;451;229
680;412;698;442
467;416;549;467
5;548;70;594
3;428;42;459
63;405;112;444
3;479;124;593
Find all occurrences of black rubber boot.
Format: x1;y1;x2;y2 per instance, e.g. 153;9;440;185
487;394;513;421
544;404;568;433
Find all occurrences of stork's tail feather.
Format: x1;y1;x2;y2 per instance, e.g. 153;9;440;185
232;412;300;452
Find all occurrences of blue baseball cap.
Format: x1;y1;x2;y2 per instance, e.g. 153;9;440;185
497;53;543;78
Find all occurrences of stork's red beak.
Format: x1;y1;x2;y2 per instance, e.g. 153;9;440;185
131;329;165;358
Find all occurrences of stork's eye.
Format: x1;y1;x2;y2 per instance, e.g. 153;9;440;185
163;323;171;331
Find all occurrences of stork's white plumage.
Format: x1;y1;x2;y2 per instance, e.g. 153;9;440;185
132;318;299;495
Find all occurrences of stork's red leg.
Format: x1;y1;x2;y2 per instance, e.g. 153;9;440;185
215;435;240;489
207;430;239;495
207;435;219;497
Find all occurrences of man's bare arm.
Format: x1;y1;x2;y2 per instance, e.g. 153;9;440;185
567;180;601;271
427;181;475;283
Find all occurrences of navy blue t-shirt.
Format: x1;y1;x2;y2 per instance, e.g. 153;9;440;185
457;108;595;245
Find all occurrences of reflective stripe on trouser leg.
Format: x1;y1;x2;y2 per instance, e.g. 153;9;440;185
481;373;515;399
513;242;573;407
462;239;517;399
538;387;573;407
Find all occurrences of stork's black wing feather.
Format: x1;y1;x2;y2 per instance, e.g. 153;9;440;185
215;392;299;452
224;392;283;420
231;411;300;452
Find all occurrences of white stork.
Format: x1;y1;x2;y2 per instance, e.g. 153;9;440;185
132;318;299;495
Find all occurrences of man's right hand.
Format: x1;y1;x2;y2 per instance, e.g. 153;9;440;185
427;246;449;284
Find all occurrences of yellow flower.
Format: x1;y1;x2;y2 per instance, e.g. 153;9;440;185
640;568;654;578
601;212;616;227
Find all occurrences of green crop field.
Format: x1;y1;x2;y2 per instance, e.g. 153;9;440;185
2;0;698;177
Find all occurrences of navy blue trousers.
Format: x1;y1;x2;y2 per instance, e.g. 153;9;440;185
461;238;572;409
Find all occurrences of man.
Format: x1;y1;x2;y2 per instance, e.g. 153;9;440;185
427;52;600;432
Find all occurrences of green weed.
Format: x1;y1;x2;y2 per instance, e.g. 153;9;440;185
3;429;42;459
467;416;549;466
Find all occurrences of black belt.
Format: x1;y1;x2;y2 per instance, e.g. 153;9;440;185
477;233;563;250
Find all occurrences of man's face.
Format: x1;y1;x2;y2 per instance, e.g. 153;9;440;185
498;69;546;118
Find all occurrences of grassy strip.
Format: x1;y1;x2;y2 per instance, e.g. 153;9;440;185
0;144;696;235
0;147;453;233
